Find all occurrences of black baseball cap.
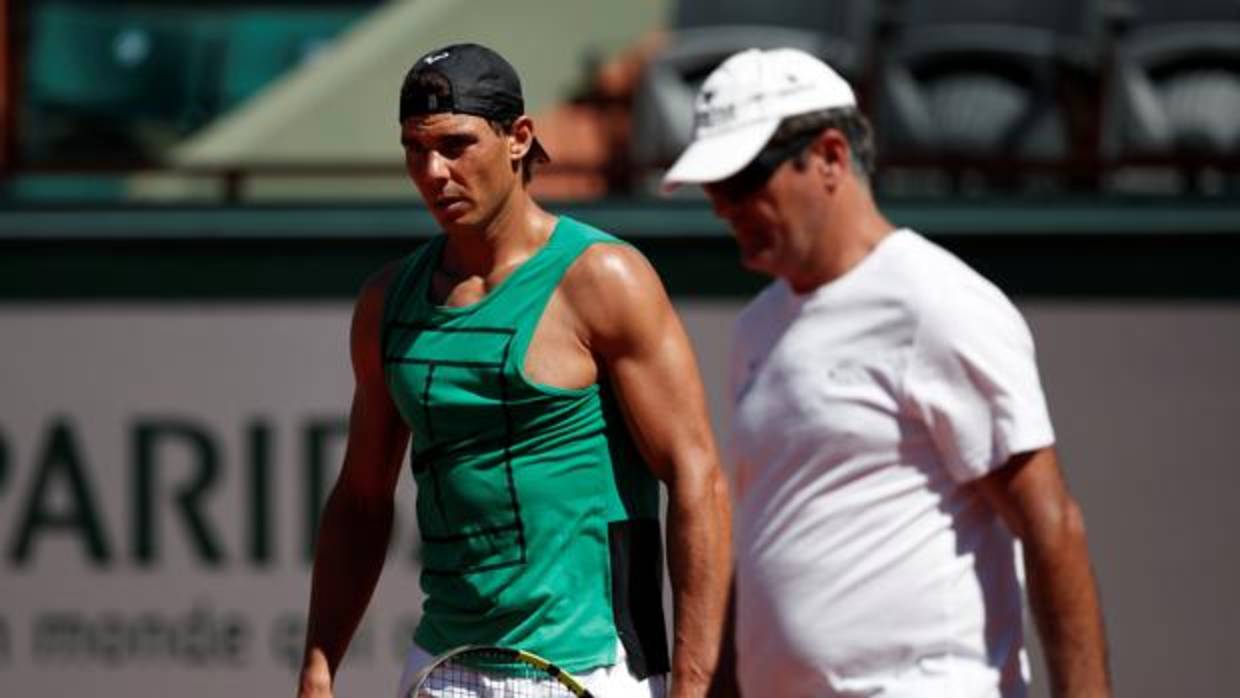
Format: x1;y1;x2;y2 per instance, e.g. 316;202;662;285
399;43;550;162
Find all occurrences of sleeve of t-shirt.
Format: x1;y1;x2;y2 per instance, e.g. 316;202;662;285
903;275;1055;482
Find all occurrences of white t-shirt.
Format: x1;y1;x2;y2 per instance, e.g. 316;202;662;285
729;229;1054;698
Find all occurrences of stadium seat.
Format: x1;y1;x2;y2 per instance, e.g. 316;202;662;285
1103;0;1240;164
673;0;873;45
873;0;1103;188
23;2;363;165
24;2;220;162
26;3;213;123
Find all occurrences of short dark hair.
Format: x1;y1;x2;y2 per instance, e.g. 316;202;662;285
772;107;876;180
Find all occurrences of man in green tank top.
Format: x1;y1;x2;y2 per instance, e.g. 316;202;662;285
297;43;732;698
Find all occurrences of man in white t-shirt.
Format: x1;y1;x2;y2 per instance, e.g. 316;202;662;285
663;48;1111;698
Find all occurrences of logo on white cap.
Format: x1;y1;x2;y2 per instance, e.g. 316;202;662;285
663;48;856;188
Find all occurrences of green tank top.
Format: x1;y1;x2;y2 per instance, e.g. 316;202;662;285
382;216;669;677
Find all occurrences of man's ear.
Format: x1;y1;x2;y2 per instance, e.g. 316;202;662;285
508;115;536;161
815;129;851;190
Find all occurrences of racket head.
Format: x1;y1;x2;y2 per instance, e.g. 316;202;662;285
408;645;595;698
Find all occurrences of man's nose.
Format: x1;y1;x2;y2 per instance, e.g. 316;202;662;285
424;150;451;181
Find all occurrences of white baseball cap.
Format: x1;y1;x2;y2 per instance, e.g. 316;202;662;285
661;47;856;191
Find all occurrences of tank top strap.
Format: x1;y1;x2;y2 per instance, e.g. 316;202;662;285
380;218;628;357
381;236;443;349
501;215;629;355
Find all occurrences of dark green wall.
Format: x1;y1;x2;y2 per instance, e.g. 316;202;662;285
3;198;1239;300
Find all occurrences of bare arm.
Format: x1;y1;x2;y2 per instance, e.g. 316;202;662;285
568;244;733;698
298;266;411;698
707;581;740;698
975;447;1111;698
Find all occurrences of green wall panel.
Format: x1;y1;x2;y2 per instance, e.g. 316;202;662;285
3;199;1239;300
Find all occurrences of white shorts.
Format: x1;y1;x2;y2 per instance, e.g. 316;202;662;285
396;639;667;698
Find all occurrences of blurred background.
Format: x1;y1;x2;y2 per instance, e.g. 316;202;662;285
2;0;1238;696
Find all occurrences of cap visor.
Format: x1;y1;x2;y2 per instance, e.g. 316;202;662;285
660;119;780;194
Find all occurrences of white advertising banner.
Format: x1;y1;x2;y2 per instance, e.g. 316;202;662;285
1;305;427;697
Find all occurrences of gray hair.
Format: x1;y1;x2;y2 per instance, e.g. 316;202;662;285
774;107;876;180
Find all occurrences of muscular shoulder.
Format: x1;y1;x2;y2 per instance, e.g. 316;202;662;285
559;241;671;352
355;259;405;326
351;258;406;381
561;241;653;294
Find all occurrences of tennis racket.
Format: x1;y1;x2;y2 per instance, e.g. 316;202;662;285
408;645;595;698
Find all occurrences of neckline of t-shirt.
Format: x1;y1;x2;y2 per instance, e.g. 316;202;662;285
781;227;914;307
417;216;568;317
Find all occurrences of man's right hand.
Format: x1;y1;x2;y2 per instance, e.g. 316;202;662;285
297;648;333;698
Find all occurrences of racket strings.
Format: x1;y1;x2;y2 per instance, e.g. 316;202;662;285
415;653;582;698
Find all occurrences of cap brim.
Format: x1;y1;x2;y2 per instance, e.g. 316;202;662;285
660;119;780;194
